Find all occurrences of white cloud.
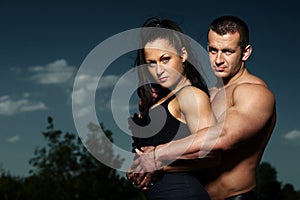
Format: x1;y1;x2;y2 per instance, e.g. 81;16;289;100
22;93;31;98
6;135;20;143
72;88;88;105
0;95;47;116
77;106;93;118
20;102;47;112
98;100;110;111
98;75;119;89
72;73;138;118
72;74;120;105
284;129;300;140
29;59;76;85
72;74;120;118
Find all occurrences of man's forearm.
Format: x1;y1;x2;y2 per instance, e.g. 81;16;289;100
155;124;223;166
163;152;221;172
155;128;207;162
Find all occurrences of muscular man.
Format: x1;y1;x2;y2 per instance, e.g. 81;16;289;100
129;15;276;200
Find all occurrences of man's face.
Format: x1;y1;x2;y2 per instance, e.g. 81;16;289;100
207;30;244;80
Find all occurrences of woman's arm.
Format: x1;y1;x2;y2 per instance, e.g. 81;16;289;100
162;86;219;172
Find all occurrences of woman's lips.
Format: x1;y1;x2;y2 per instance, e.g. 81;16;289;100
159;77;167;83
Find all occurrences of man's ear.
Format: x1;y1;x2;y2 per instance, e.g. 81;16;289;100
242;45;252;61
181;47;188;62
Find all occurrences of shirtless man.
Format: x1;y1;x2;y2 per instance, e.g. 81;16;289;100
129;15;276;200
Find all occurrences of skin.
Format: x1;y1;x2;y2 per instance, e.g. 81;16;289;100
144;38;215;134
127;38;218;188
130;30;276;200
144;39;187;92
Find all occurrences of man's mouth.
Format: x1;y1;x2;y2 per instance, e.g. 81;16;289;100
215;67;225;72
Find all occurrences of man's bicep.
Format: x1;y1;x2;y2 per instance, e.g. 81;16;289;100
234;84;275;124
217;85;275;150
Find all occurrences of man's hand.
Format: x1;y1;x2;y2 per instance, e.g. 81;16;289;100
126;167;161;190
131;146;161;173
127;146;164;190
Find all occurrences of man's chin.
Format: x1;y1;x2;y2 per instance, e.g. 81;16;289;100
214;71;227;78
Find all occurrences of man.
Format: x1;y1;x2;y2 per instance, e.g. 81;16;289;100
128;15;276;200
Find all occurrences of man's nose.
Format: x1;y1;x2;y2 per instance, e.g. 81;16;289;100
215;52;224;65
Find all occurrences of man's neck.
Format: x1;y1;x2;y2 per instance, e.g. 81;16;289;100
219;67;247;89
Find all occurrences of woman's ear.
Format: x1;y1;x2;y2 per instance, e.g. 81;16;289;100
181;47;188;62
242;45;252;61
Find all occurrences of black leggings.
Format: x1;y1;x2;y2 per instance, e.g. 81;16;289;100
144;172;210;200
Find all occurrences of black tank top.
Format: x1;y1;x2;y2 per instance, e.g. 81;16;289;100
131;87;211;200
131;88;190;151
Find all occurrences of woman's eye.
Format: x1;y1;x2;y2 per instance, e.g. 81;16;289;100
161;57;170;63
148;62;156;67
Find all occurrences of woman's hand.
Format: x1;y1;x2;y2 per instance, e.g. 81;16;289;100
128;146;163;190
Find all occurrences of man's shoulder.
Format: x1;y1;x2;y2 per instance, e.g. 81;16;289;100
232;81;275;108
233;72;272;94
234;80;272;94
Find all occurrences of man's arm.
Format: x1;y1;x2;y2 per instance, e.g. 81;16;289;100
127;86;219;186
131;83;275;173
156;83;275;162
162;150;221;172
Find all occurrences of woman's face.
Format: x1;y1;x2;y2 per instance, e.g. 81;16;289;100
144;38;187;90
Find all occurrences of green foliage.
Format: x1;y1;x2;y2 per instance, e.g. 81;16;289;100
256;162;281;199
0;116;144;200
255;162;300;200
0;172;24;200
2;118;300;199
279;184;299;200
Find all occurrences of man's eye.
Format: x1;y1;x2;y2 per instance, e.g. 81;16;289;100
208;48;217;54
223;50;234;55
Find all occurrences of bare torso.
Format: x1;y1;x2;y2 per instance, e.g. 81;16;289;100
129;69;276;200
203;70;276;199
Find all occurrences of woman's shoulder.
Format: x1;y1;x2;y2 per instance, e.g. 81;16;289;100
176;85;209;100
174;86;211;112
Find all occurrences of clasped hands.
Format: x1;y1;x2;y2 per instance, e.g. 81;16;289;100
126;146;164;190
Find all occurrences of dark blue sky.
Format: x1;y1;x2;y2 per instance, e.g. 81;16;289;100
1;0;300;189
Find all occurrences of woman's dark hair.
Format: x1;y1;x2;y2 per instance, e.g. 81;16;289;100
135;17;209;118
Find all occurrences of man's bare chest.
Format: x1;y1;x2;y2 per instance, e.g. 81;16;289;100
210;87;234;119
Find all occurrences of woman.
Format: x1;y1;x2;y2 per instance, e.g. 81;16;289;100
128;17;217;200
